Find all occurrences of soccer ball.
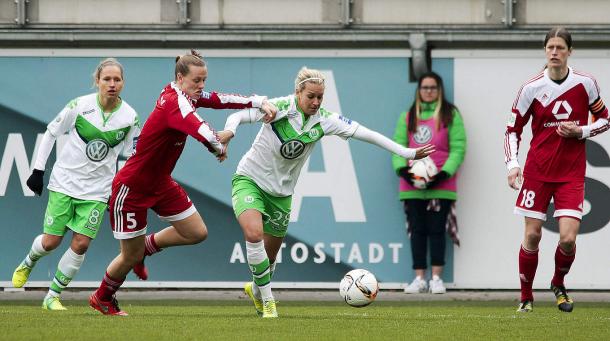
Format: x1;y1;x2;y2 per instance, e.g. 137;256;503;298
408;156;438;189
339;269;379;307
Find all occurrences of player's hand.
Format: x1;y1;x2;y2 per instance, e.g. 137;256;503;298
397;167;415;186
216;130;234;145
260;100;277;123
556;121;582;138
427;171;449;188
26;169;44;196
507;167;522;190
413;144;435;160
216;146;228;162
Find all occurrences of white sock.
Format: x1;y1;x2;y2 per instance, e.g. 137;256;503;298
246;240;273;301
47;247;85;297
23;234;51;268
252;282;262;299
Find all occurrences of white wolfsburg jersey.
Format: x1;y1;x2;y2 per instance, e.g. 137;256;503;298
47;93;140;202
234;95;359;197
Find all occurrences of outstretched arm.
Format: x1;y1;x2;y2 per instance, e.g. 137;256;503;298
352;125;434;160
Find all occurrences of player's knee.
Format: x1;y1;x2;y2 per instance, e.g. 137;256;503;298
190;227;207;244
42;235;62;251
524;230;542;245
243;228;263;243
558;239;576;252
70;235;91;254
71;241;89;254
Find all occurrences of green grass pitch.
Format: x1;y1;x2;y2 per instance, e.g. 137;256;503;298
1;300;609;340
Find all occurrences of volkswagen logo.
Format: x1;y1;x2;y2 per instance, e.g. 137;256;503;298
414;125;432;144
86;139;109;161
280;140;305;159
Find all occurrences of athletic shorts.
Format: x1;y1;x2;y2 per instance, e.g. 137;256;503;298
43;190;107;239
109;178;196;240
514;178;584;221
231;174;292;238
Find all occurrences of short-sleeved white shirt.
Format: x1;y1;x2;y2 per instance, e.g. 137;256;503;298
236;94;359;197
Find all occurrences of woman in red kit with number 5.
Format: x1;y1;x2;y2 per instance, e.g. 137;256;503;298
89;50;277;316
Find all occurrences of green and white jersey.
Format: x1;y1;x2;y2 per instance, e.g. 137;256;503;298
47;93;140;202
231;94;359;197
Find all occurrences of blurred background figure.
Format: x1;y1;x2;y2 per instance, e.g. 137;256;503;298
393;71;467;294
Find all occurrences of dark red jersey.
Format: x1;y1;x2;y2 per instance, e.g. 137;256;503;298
117;82;264;192
505;68;609;182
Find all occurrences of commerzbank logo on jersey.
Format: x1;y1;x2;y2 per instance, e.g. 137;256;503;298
551;100;572;120
413;125;432;144
86;139;109;161
280;140;305;159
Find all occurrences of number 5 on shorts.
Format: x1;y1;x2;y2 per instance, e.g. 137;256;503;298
126;212;137;228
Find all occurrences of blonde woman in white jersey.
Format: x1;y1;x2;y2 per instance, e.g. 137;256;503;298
219;67;434;318
11;58;140;310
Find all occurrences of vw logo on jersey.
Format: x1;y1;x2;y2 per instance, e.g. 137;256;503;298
280;140;306;159
115;131;125;141
413;125;433;144
86;139;109;161
552;100;572;120
308;129;320;140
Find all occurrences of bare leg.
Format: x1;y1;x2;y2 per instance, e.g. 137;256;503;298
152;212;208;248
107;235;146;279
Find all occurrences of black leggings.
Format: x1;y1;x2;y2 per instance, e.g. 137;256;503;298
403;199;452;270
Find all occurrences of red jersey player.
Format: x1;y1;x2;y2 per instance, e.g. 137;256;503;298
89;50;277;315
505;27;609;313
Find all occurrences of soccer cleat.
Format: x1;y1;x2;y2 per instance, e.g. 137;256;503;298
429;277;447;294
262;299;278;318
404;277;428;294
516;300;533;312
12;263;33;288
42;296;67;311
244;282;263;317
551;284;574;312
133;260;148;281
89;293;128;316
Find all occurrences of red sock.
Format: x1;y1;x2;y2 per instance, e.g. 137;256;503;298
144;233;161;256
95;272;125;302
551;244;576;287
519;245;539;302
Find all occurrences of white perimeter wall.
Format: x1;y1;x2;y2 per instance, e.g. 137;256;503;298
450;50;610;289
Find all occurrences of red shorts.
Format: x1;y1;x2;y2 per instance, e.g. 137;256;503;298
109;178;196;239
514;178;584;221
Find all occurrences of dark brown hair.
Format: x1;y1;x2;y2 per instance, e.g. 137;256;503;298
407;72;456;133
175;49;206;79
544;27;572;49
